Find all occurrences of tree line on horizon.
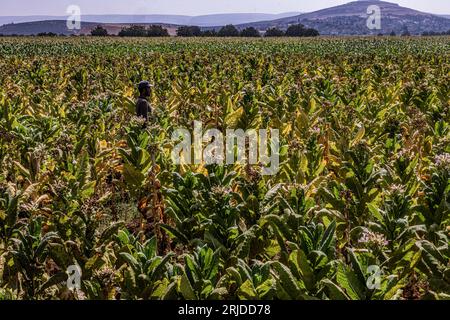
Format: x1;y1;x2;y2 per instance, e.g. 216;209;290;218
88;23;320;37
86;24;450;38
1;24;449;37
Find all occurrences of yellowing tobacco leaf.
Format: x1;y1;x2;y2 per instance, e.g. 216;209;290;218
282;123;292;136
351;125;365;146
225;107;244;128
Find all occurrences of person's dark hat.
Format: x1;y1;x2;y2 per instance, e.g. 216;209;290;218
138;81;153;91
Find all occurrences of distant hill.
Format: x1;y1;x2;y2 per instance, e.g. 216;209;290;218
0;16;61;26
239;1;450;35
188;13;301;26
0;20;180;36
0;20;85;35
0;12;301;28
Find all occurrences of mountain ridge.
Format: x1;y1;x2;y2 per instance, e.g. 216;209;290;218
237;1;450;35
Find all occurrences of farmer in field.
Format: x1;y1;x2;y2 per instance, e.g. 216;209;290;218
136;80;153;126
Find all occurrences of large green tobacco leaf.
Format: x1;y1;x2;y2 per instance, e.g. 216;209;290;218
289;250;314;290
336;264;365;300
237;279;257;300
271;261;304;299
123;163;145;189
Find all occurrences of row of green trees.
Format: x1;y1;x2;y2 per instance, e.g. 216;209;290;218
117;25;170;37
268;24;320;37
422;30;450;36
86;24;450;38
91;25;169;37
177;25;261;37
177;24;319;37
90;24;320;37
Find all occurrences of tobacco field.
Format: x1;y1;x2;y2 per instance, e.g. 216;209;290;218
0;37;449;300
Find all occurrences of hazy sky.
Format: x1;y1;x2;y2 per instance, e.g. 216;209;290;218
1;0;449;16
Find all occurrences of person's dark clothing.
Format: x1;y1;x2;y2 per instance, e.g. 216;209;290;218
136;96;152;122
